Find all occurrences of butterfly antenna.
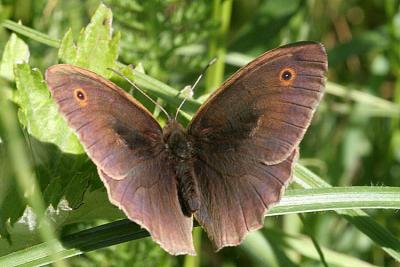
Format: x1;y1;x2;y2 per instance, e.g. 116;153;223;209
108;68;171;121
174;57;217;120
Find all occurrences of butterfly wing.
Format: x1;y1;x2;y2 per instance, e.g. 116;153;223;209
46;64;194;255
188;42;327;249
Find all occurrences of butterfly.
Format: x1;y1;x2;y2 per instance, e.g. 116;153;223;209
45;41;327;255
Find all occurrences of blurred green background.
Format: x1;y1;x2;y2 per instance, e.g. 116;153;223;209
0;0;400;266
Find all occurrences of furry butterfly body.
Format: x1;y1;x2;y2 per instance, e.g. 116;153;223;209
46;41;327;255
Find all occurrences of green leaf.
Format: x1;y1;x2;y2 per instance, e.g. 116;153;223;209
36;147;97;208
57;29;76;64
0;33;29;81
13;63;83;154
58;3;120;78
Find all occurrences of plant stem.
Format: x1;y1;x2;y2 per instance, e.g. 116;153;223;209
205;0;233;94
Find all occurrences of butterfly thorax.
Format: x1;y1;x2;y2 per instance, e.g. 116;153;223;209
163;120;200;217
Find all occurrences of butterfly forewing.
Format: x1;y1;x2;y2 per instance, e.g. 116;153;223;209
46;64;163;180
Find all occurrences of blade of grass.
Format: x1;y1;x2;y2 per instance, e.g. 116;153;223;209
1;20;60;48
183;228;202;267
295;164;400;262
240;230;280;267
115;64;201;114
298;214;328;267
325;81;400;116
0;79;67;267
244;229;379;267
272;186;400;215
1;185;399;266
205;0;233;93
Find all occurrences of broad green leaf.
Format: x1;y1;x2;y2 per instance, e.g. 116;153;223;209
58;29;76;63
13;63;83;154
58;3;120;78
35;144;98;208
0;33;29;81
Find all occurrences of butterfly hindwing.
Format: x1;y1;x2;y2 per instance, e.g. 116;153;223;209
98;156;194;255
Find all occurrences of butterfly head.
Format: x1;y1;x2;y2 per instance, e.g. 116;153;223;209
163;120;192;160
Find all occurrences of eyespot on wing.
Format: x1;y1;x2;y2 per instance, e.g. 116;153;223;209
73;88;89;107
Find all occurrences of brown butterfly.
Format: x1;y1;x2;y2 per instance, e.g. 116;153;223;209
45;41;327;255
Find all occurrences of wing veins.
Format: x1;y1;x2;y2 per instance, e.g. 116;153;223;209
294;58;326;64
57;96;74;104
249;180;267;209
297;73;324;79
64;107;81;117
75;119;96;132
50;81;70;91
270;84;321;93
258;161;285;186
275;100;313;110
269;117;306;130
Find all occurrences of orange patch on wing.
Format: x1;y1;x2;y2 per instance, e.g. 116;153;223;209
279;67;296;86
73;88;89;107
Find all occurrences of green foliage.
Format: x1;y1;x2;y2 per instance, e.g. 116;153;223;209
0;1;400;267
59;3;120;77
13;63;83;154
0;33;29;80
12;3;121;155
0;3;122;259
0;33;29;241
104;0;213;83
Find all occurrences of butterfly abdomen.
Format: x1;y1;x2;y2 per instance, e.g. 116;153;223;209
175;160;200;216
163;120;200;217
